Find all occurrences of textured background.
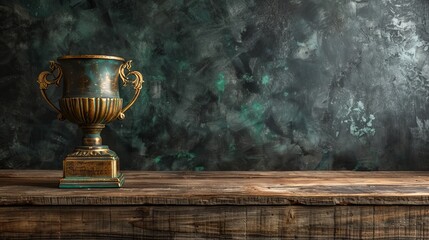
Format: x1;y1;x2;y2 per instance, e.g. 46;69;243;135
1;0;429;171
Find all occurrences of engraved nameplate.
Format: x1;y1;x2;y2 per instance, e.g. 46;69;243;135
63;160;118;177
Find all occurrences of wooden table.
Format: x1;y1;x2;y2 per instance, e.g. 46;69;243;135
1;170;429;239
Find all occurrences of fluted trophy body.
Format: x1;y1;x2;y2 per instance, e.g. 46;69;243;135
37;55;143;188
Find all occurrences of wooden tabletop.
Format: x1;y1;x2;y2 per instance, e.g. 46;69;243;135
1;170;429;206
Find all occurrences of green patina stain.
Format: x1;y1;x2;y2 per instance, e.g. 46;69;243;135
153;156;162;164
242;74;253;82
194;166;205;171
261;74;270;85
240;102;264;122
151;116;158;125
177;61;190;73
176;151;196;161
216;73;226;93
252;102;264;112
240;101;266;135
229;143;236;152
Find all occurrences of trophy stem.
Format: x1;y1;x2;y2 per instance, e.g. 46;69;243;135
80;124;104;146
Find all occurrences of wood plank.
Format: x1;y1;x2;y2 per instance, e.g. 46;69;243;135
1;205;428;239
1;170;429;206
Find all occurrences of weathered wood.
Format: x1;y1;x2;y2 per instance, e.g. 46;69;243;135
1;170;429;239
1;205;429;239
1;170;429;206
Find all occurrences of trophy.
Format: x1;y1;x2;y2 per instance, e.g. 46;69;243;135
37;55;143;188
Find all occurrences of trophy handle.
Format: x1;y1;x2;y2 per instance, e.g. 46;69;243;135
37;61;64;120
117;60;144;120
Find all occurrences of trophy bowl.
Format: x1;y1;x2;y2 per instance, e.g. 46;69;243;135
37;55;143;188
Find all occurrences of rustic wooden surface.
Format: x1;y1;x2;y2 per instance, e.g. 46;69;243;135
1;170;429;239
1;170;429;206
1;205;429;239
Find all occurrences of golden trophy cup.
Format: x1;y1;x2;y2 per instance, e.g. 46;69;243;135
37;55;143;188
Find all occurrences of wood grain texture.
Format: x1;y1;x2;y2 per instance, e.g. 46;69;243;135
1;170;429;205
1;205;429;239
1;170;429;239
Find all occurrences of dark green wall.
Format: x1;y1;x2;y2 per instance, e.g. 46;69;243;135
1;0;429;170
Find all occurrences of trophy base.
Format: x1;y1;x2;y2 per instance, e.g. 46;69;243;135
59;146;125;188
59;173;125;188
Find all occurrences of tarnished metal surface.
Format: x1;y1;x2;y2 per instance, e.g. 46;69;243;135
58;57;122;98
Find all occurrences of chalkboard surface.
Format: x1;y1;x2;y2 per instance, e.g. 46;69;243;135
1;0;428;171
